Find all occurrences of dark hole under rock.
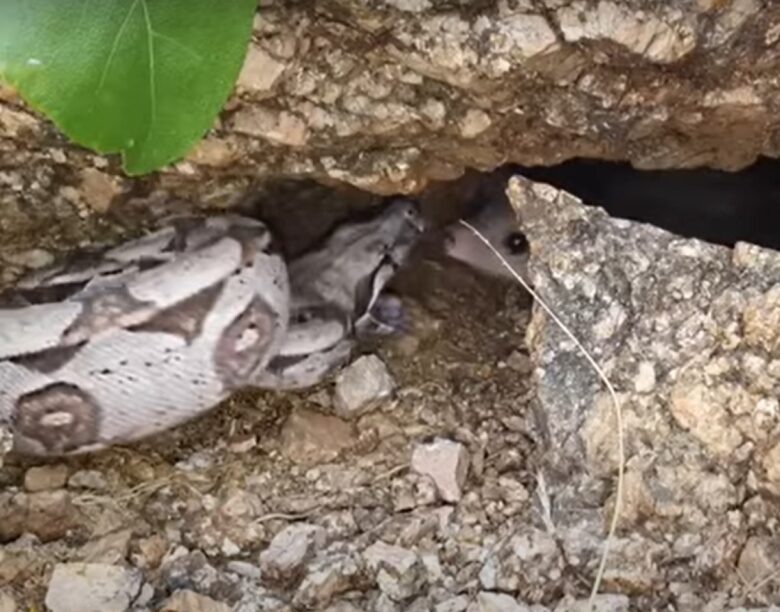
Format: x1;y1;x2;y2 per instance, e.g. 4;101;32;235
513;157;780;251
244;156;780;270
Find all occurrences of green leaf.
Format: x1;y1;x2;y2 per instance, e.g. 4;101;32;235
0;0;256;175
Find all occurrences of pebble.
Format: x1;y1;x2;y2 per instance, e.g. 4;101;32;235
293;553;362;609
279;408;356;465
321;603;362;612
333;355;395;419
24;464;69;492
67;469;109;491
737;536;774;586
435;595;469;612
4;248;54;269
45;563;142;612
227;434;257;454
411;438;470;503
175;450;216;472
259;523;325;585
363;541;422;601
134;583;155;608
77;529;132;564
160;590;231;612
0;490;81;543
554;594;629;611
0;591;15;612
78;167;122;213
505;350;533;374
466;592;537;612
131;534;168;569
226;560;262;580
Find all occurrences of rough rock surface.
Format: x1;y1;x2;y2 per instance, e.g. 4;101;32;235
411;438;470;503
510;173;780;606
44;563;142;612
3;0;780;273
333;354;396;418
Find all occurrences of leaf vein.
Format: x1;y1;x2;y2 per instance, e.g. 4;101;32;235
139;0;156;126
97;0;139;91
151;31;203;62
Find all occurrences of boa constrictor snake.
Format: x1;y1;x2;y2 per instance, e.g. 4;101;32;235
0;198;424;457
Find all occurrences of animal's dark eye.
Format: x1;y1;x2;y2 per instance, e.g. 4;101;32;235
503;231;528;254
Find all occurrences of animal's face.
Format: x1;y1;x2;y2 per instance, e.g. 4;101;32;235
444;193;529;280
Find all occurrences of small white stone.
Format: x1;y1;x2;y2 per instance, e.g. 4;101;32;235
554;594;629;612
67;469;108;491
24;464;69;492
259;523;325;583
333;355;395;419
4;248;54;269
134;583;154;608
411;438;469;503
459;109;492;138
363;541;422;601
45;563;142;612
226;560;262;580
237;43;287;93
161;590;231;612
293;554;362;608
634;361;656;393
0;591;16;612
436;595;469;612
466;592;530;612
221;537;241;557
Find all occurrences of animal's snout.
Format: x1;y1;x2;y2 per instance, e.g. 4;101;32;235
402;201;426;234
386;197;427;234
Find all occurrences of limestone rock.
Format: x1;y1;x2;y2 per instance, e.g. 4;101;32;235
333;354;396;419
259;523;326;585
511;172;780;593
293;552;363;609
75;529;132;565
0;591;16;612
363;541;423;602
24;464;68;492
466;592;537;612
279;408;357;465
737;536;780;590
3;1;780;268
0;490;82;543
553;594;629;612
44;563;142;612
411;438;469;503
67;469;109;491
160;590;231;612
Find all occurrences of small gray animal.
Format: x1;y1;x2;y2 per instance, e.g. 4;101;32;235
444;169;529;280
